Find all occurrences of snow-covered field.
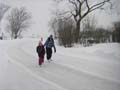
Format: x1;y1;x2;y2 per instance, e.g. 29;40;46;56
0;39;120;90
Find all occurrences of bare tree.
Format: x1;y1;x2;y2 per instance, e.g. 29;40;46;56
112;21;120;42
80;15;97;45
82;15;97;31
0;3;10;39
54;0;111;42
6;7;32;39
48;16;58;38
49;13;75;47
0;3;10;22
57;17;75;47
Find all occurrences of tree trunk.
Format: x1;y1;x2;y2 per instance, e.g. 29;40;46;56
14;35;17;39
75;21;80;43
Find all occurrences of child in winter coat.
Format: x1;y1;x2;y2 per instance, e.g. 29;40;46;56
36;38;45;66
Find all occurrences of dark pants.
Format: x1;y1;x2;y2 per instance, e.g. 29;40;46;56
46;47;52;60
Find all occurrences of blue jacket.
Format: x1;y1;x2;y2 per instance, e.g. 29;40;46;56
44;37;56;51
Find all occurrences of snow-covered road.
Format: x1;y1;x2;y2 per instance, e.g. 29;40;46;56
4;39;120;90
0;41;120;90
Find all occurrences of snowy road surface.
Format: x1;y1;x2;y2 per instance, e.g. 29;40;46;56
0;39;120;90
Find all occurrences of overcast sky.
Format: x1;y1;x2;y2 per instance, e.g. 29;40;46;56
1;0;53;37
1;0;118;37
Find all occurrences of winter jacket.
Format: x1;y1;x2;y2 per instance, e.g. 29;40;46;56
44;37;56;52
36;45;45;58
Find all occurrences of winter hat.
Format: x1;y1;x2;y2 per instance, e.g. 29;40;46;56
40;37;43;42
49;34;53;38
39;41;42;46
38;37;43;46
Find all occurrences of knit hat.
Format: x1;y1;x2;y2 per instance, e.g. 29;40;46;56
38;37;43;46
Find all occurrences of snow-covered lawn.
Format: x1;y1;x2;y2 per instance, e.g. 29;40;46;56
0;39;120;90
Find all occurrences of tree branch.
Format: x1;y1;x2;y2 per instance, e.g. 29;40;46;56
69;0;78;9
90;0;110;10
85;0;90;10
90;4;105;12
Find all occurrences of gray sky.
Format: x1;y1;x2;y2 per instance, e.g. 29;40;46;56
1;0;118;37
1;0;53;37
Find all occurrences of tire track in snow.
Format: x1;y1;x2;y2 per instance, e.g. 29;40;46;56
7;45;120;90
